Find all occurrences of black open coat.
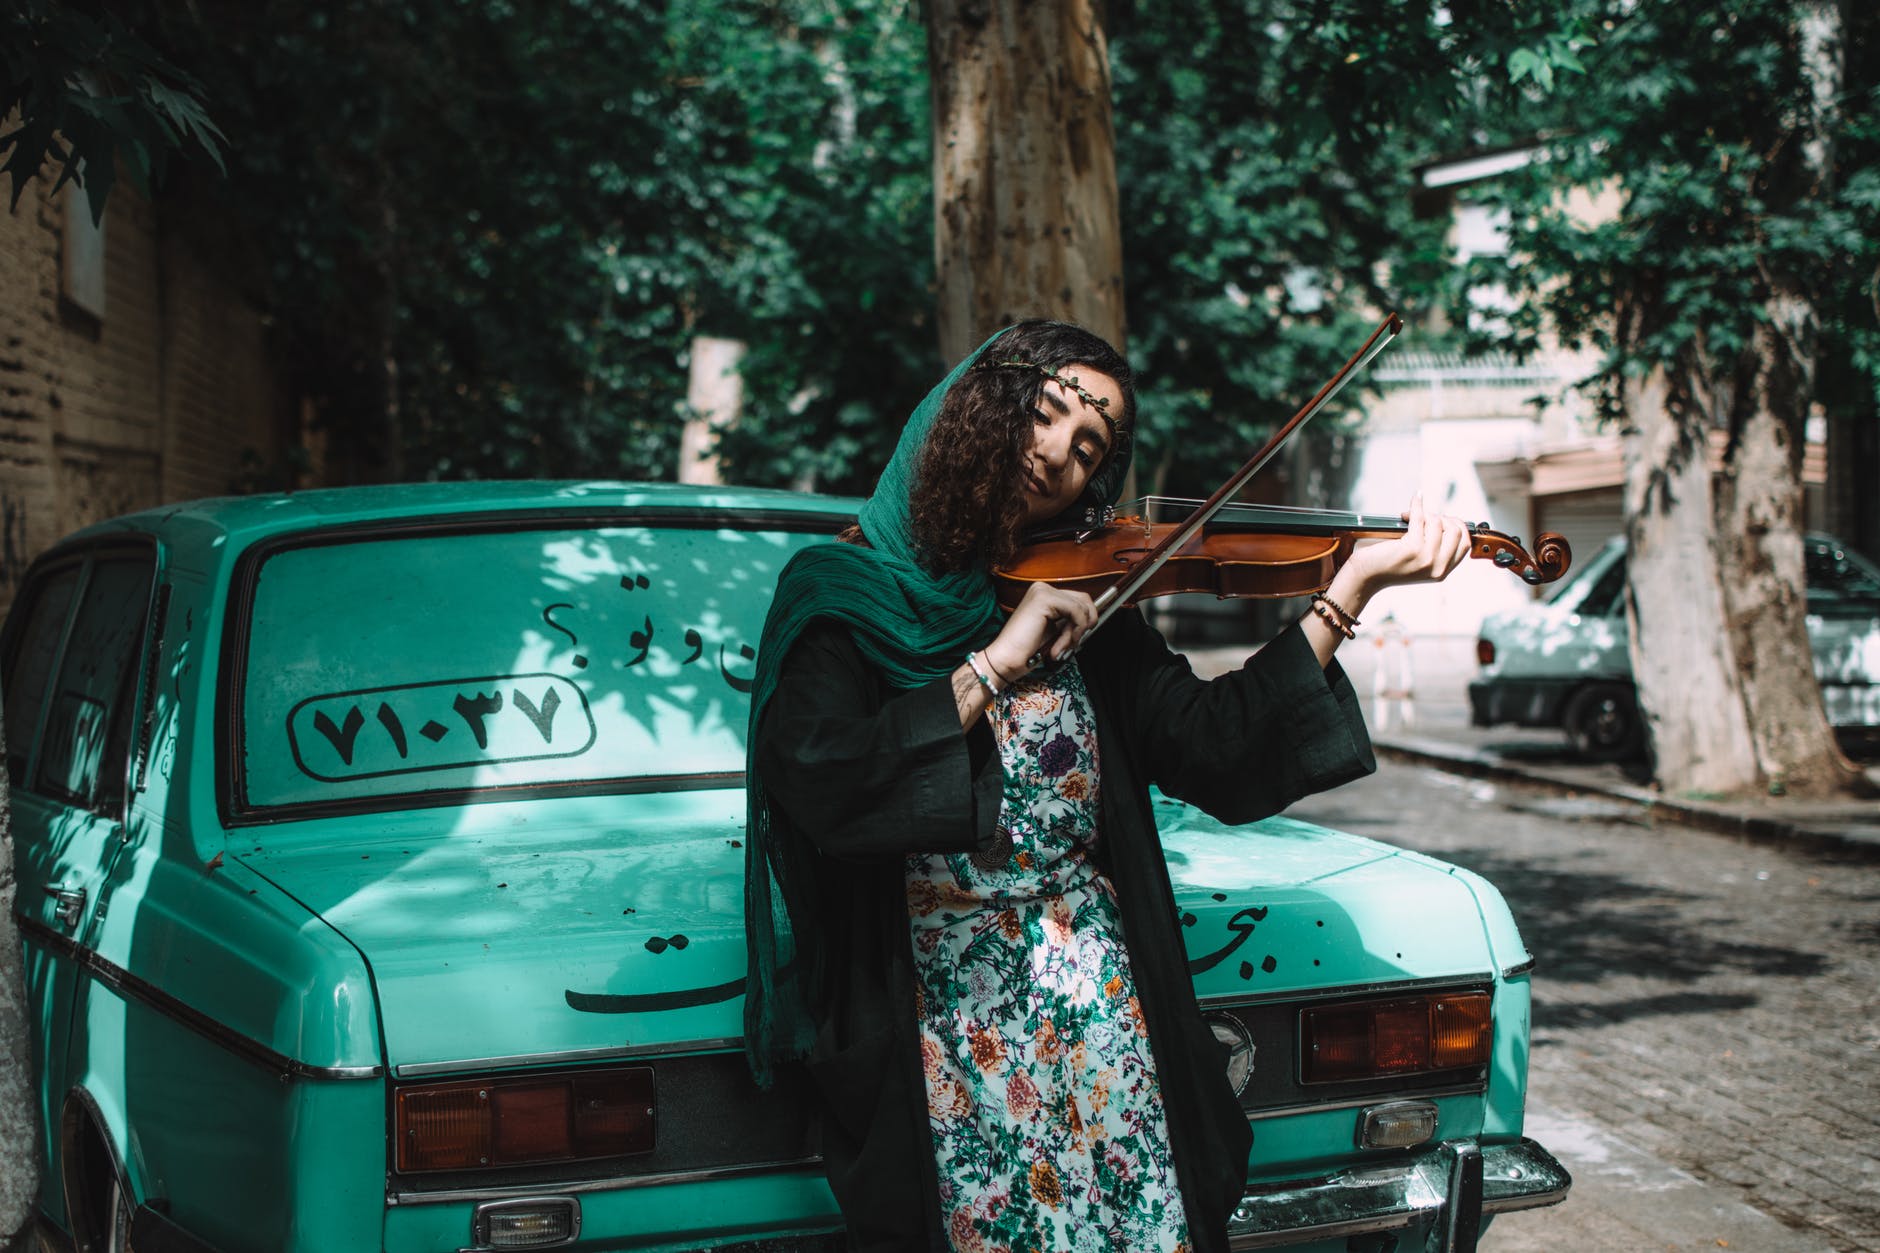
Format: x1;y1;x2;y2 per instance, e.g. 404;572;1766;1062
756;609;1375;1252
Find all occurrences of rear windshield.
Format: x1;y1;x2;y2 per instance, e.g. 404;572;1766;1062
238;520;834;812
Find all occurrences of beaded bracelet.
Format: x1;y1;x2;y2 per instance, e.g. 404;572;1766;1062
965;650;1001;696
1317;591;1360;630
1309;593;1357;640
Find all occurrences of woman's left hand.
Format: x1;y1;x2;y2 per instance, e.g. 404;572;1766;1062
1345;493;1471;596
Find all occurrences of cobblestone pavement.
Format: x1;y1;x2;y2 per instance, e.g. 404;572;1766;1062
1287;760;1880;1253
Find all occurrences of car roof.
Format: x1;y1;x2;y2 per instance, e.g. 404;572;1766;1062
53;480;862;551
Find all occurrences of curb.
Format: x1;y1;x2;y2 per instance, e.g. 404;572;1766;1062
1373;739;1880;863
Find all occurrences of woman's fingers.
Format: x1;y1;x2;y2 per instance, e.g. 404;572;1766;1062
1420;500;1445;570
1442;516;1472;576
1042;585;1098;661
988;583;1097;676
1358;496;1473;591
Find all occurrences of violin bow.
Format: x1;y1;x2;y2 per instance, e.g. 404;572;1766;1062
1083;312;1404;638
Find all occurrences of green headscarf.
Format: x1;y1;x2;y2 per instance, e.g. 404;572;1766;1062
741;325;1133;1085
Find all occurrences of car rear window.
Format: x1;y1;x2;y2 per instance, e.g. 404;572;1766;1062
238;521;834;812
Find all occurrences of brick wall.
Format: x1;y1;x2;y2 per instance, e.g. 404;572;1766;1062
0;167;292;614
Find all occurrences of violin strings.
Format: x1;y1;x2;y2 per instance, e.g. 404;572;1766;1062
1137;496;1410;531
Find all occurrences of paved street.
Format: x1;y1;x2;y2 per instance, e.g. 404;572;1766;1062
1289;761;1878;1252
1188;632;1880;1253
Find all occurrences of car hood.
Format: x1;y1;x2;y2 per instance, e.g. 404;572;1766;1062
237;791;1515;1074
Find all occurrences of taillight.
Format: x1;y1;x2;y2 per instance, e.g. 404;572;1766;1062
1301;992;1492;1084
1475;637;1496;666
395;1067;655;1172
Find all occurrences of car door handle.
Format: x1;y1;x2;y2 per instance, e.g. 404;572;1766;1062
43;885;86;930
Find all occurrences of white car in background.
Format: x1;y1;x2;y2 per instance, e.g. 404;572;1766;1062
1470;534;1880;760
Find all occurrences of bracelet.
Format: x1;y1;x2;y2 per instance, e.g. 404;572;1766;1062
1317;591;1360;630
965;651;1001;696
1309;593;1357;640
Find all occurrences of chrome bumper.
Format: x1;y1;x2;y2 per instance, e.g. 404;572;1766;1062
1227;1138;1570;1251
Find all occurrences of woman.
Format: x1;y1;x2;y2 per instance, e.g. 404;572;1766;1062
743;321;1469;1253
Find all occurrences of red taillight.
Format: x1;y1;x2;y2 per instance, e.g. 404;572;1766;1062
1302;992;1492;1084
1371;1002;1431;1072
1476;637;1496;666
395;1067;655;1173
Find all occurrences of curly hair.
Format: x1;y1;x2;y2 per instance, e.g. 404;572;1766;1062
906;321;1135;573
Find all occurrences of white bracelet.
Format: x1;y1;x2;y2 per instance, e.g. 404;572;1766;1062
965;651;1001;696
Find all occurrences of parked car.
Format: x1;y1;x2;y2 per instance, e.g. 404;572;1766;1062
6;482;1567;1253
1470;532;1880;760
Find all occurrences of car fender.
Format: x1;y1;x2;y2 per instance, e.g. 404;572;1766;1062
1436;860;1536;1142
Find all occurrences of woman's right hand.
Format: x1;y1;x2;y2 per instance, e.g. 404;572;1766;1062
982;582;1098;683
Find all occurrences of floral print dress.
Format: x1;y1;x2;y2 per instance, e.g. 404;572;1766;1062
905;660;1191;1253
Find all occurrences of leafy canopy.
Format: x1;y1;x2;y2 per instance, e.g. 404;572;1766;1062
1;0;224;224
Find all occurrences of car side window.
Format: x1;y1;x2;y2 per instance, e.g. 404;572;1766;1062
34;556;155;815
2;566;82;788
1576;557;1629;619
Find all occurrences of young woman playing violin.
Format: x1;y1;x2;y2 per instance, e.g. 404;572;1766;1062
742;320;1470;1253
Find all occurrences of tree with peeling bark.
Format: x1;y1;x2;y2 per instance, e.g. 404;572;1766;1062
1488;0;1880;798
926;0;1127;362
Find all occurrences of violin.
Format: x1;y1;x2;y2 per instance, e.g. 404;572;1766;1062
993;497;1572;612
991;313;1572;628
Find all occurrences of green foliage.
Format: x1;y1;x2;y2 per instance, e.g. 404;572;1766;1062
673;1;940;493
1457;0;1880;427
1108;0;1455;495
0;0;225;224
152;0;937;488
83;0;1867;507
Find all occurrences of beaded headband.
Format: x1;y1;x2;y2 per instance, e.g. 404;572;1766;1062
979;357;1126;449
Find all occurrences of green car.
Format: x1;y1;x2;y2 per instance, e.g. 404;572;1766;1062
5;482;1567;1253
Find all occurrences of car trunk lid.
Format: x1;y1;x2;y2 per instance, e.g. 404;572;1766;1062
235;790;755;1074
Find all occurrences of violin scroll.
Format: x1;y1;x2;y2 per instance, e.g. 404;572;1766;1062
1473;529;1573;586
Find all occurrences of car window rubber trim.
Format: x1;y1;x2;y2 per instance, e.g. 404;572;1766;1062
12;911;382;1082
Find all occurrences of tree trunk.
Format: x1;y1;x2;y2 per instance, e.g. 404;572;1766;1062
1709;0;1863;796
1624;0;1865;799
375;168;403;484
678;336;746;485
927;0;1126;364
1707;320;1867;796
0;708;41;1248
1622;366;1761;794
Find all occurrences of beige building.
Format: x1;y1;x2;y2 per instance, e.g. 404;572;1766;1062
0;165;300;615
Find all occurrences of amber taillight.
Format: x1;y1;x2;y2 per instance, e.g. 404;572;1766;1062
1302;992;1493;1084
395;1067;655;1172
